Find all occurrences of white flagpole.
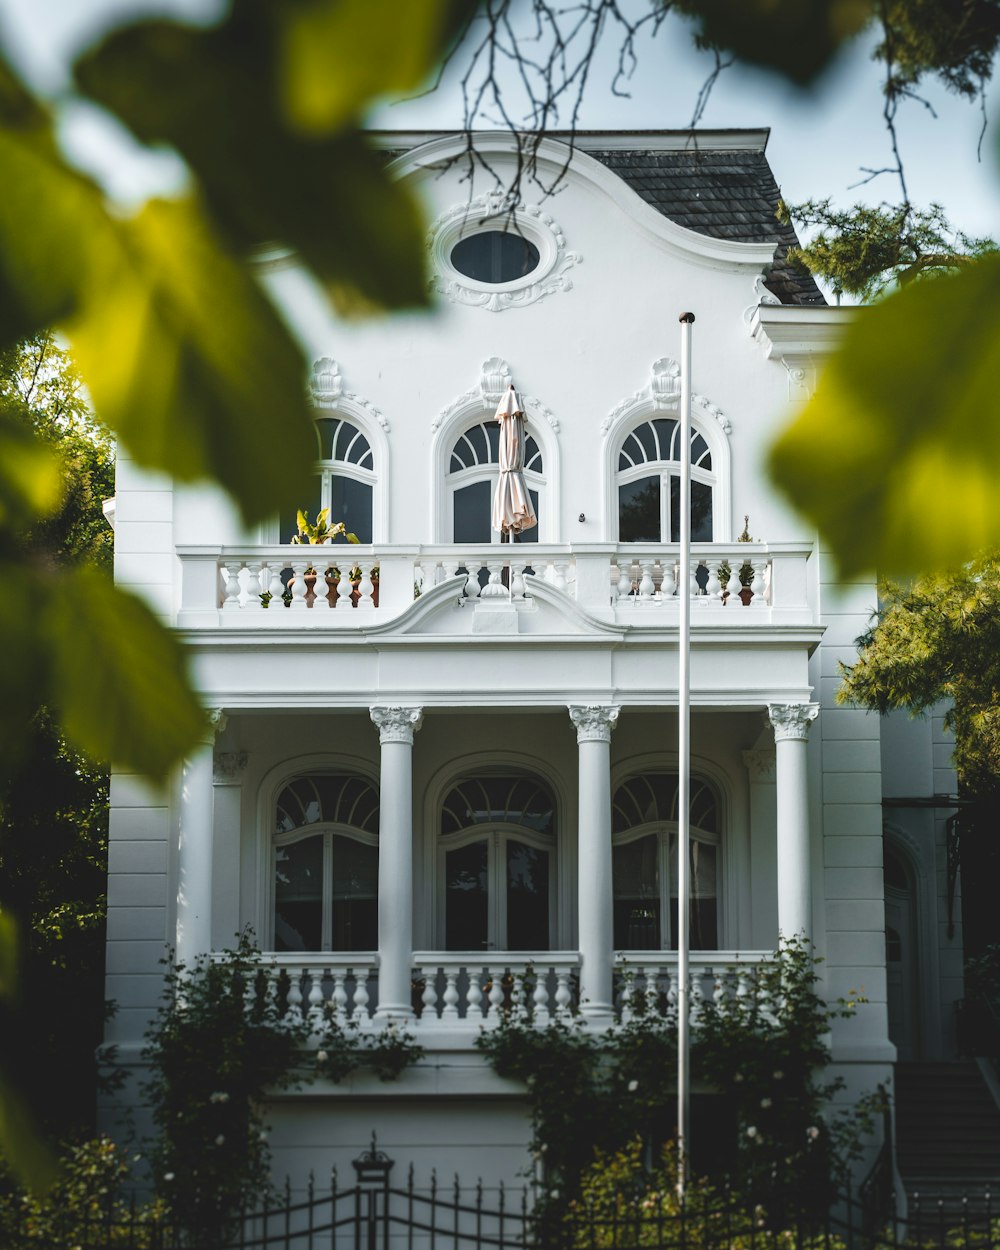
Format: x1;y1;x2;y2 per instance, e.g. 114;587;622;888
676;312;694;1197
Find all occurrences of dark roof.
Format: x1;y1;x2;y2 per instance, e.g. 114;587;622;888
588;147;825;306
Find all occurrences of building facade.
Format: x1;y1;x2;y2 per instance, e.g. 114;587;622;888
103;128;908;1187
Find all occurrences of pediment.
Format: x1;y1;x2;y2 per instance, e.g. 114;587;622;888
365;574;624;639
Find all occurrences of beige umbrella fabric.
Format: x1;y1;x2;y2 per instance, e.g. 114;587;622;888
492;385;537;537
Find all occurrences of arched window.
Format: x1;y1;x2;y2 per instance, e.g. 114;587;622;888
617;418;715;543
440;775;556;950
447;420;544;544
612;772;720;950
280;417;375;544
273;773;379;952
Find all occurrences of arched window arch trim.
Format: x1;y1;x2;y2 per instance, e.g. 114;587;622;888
431;386;561;543
421;750;569;950
602;392;732;543
255;753;380;949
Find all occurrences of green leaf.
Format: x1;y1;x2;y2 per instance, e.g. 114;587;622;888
279;0;475;133
0;409;63;525
74;12;430;313
44;568;204;783
0;912;15;1002
66;196;317;526
0;1064;57;1189
768;255;1000;577
676;0;873;85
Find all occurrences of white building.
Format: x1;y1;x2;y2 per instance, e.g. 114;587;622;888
104;127;932;1187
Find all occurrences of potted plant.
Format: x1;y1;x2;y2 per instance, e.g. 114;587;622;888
289;508;359;605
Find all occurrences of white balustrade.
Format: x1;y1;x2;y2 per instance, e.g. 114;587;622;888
413;954;580;1025
613;952;771;1025
178;542;810;627
215;954;378;1030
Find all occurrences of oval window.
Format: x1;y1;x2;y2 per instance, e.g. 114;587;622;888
450;231;540;284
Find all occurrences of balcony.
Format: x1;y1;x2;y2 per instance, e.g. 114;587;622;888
177;542;815;629
239;950;771;1036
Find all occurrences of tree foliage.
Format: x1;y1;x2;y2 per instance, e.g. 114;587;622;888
780;199;997;299
839;554;1000;796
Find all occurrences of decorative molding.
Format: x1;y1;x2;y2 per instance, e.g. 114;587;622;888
370;705;424;745
742;749;776;783
433;362;560;435
780;357;815;403
214;750;248;782
742;273;781;325
601;361;730;436
479;356;512;409
568;704;621;743
309;356;390;431
767;703;820;742
427;193;582;314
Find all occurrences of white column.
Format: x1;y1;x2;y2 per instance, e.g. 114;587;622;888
371;705;423;1022
176;710;226;967
569;704;620;1025
767;703;819;940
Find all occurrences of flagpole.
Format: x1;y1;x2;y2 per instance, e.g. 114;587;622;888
676;311;694;1197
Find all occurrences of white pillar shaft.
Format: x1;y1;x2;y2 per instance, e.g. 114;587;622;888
377;738;414;1018
578;735;613;1017
176;739;215;966
775;733;811;938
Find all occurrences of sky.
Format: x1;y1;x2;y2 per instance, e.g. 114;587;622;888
3;0;999;240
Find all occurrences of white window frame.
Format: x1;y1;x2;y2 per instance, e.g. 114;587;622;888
273;824;378;952
615;416;718;544
446;419;546;545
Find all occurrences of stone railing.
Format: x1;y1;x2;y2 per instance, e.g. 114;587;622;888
244;950;771;1033
177;542;813;627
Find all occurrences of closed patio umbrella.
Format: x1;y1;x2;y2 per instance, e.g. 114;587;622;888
492;384;537;540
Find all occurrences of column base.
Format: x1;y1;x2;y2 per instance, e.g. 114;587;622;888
578;1003;615;1029
374;1005;415;1025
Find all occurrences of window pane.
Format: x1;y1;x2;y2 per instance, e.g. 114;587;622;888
331;836;377;951
280;474;323;544
274;838;323;951
669;477;714;542
450;232;540;283
328;475;373;544
667;835;718;951
445;840;488;950
454;480;493;543
506;840;549;951
613;835;660;949
619;476;661;543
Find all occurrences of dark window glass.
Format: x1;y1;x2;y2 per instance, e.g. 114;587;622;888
619;476;661;543
446;841;489;950
453;480;493;544
280;474;323;544
328;476;373;544
613;835;661;950
506;841;549;950
274;838;323;951
450;231;540;284
669;477;713;542
330;836;377;951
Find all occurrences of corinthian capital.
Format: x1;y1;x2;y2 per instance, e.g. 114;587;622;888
768;702;819;742
370;706;424;745
568;704;620;744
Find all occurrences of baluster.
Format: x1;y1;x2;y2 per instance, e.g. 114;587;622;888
666;967;679;1014
267;563;285;607
552;562;568;593
616;561;633;601
480;561;505;598
554;969;573;1019
413;562;425;596
352;969;370;1021
690;968;705;1024
705;560;723;602
689;564;700;599
356;562;375;610
660;560;676;599
487;968;505;1021
265;964;280;1014
510;565;526;599
532;972;551;1026
638;563;655;600
735;967;752;1009
645;966;660;1016
243;967;257;1018
465;562;482;599
441;969;460;1020
241;562;264;610
750;558;769;606
619;970;634;1024
331;971;348;1025
445;561;460;584
713;967;729;1015
466;969;484;1020
510;969;526;1021
307;969;325;1032
421;970;439;1020
286;967;304;1024
334;564;351;608
222;562;243;610
288;561;310;610
312;563;330;610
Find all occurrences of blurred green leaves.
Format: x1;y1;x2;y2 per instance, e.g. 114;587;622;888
769;255;1000;577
